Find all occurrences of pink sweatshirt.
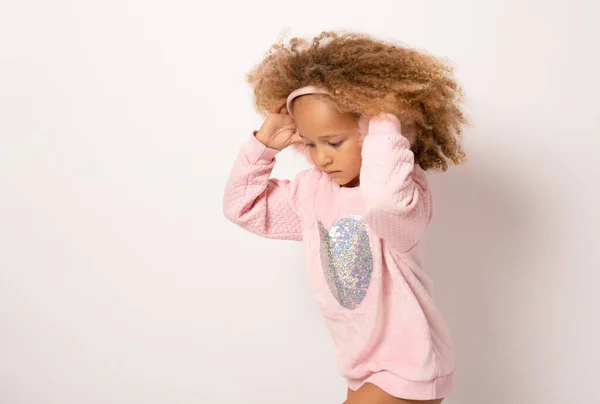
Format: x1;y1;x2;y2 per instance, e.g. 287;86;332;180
222;116;454;400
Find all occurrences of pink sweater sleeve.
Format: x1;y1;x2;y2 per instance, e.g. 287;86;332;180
360;115;432;253
222;134;303;241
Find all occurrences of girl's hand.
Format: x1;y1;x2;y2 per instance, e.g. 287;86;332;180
255;99;302;151
361;113;417;145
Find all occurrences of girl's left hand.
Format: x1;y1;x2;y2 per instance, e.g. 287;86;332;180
359;113;417;145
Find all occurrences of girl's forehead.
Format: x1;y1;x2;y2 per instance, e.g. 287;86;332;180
294;96;355;124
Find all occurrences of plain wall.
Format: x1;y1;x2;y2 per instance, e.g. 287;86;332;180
1;1;599;403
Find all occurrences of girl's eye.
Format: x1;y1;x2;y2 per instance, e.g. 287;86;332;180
328;141;344;148
306;143;316;148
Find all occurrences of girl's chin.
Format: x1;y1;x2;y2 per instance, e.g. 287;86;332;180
334;175;360;188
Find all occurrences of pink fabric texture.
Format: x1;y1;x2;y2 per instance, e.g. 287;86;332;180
222;115;454;400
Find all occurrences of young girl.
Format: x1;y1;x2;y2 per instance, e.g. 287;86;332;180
223;31;467;404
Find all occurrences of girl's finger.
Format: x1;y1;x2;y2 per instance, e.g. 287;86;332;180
274;124;297;137
290;130;303;145
270;99;287;114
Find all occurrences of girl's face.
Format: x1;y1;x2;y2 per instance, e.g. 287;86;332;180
292;95;363;188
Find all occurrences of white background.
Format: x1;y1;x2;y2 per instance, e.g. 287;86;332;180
1;1;599;403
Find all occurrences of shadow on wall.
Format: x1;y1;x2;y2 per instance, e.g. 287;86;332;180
424;156;534;404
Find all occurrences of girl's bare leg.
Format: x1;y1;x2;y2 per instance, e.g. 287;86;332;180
345;383;444;404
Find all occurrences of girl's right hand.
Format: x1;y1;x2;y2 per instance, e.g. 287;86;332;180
255;99;302;151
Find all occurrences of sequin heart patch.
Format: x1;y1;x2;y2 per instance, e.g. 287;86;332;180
318;216;373;310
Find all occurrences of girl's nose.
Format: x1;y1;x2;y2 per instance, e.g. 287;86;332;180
316;149;333;167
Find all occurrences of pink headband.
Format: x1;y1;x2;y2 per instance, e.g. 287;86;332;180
286;86;329;118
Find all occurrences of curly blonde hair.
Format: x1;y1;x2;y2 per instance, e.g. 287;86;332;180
247;31;468;171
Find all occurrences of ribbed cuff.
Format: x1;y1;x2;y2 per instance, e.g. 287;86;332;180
240;132;281;164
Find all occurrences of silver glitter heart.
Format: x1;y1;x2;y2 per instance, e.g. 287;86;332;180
318;216;373;310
